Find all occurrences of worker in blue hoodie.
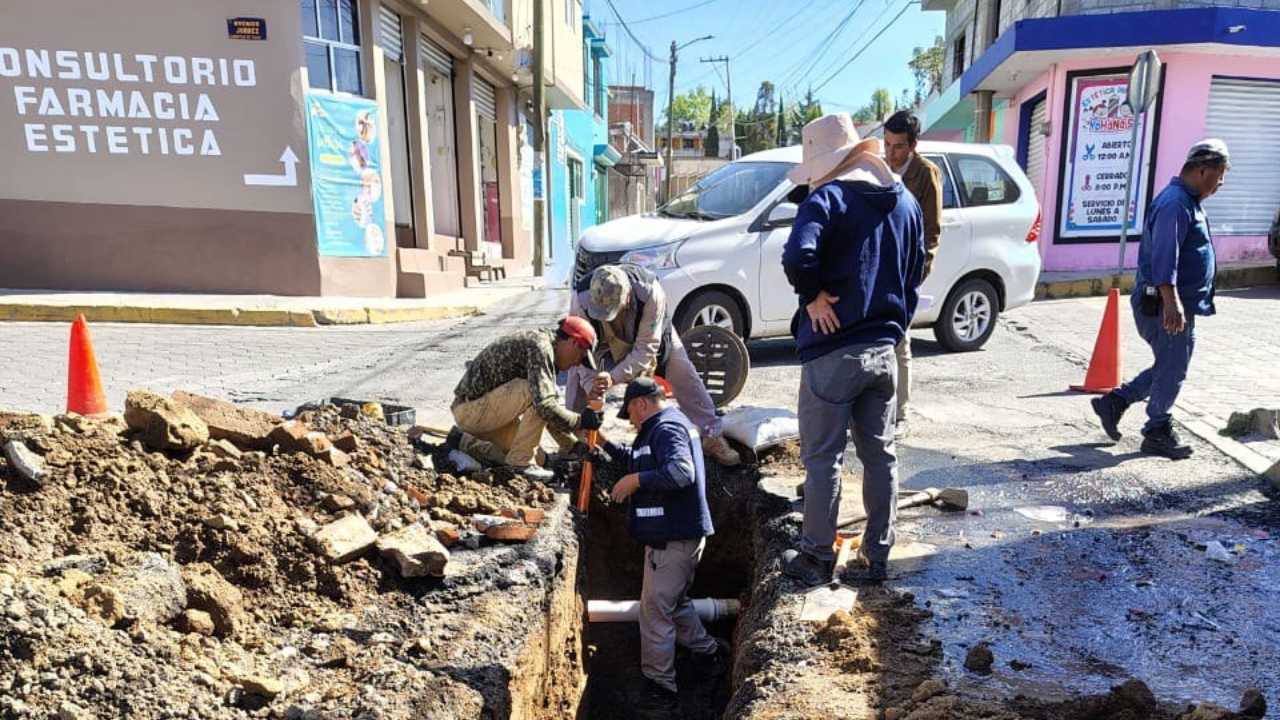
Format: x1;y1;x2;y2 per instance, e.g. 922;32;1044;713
779;113;925;586
599;377;728;713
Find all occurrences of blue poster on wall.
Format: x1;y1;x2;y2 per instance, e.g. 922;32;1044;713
305;93;387;257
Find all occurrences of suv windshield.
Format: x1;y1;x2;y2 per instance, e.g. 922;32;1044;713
660;161;794;220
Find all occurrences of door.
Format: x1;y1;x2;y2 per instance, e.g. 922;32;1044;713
1025;98;1048;202
421;35;462;238
757;190;800;323
568;156;584;246
1202;77;1280;236
916;154;972;317
473;76;503;258
379;7;415;248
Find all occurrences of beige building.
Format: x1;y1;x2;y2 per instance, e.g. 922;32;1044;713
0;0;586;297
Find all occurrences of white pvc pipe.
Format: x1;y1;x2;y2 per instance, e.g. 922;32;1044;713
587;598;740;623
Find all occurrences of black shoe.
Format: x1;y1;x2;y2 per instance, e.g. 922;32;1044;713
691;638;731;679
781;549;834;588
638;678;680;715
1091;392;1128;442
1140;426;1193;460
445;426;464;451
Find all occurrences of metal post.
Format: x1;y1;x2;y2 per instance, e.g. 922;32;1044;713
700;56;731;157
1116;111;1142;275
664;41;677;204
532;0;546;276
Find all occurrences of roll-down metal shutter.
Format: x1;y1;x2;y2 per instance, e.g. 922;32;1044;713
378;6;403;61
1025;98;1047;202
1203;77;1280;236
474;77;497;121
419;35;454;75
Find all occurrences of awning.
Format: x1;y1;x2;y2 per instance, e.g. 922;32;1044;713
594;143;622;168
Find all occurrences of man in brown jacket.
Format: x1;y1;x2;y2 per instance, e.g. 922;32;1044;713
883;110;942;439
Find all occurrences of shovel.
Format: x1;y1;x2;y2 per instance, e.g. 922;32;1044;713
836;486;969;530
799;531;860;622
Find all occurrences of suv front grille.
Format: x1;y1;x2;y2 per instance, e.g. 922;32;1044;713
572;248;627;288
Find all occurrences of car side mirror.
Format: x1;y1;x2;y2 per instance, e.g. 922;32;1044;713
766;202;797;227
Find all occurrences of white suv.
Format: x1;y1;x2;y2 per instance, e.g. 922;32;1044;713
574;142;1042;352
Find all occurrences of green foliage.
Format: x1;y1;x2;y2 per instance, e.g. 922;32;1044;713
908;36;945;103
662;86;713;128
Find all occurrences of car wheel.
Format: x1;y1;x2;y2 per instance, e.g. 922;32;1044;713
676;290;746;338
933;278;999;352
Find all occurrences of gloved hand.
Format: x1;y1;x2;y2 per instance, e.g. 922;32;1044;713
579;407;603;431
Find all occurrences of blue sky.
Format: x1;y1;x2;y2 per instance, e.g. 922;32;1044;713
589;0;945;119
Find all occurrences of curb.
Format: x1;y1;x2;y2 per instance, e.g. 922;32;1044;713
0;303;483;327
1036;263;1279;300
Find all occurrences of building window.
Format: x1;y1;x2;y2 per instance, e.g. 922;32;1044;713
682;138;695;150
952;33;966;83
593;57;604;116
302;0;363;94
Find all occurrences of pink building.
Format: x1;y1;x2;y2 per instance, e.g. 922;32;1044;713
921;5;1280;273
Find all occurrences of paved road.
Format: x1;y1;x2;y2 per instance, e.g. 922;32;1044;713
1012;285;1280;465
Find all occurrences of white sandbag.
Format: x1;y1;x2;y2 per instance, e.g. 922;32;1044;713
720;406;799;452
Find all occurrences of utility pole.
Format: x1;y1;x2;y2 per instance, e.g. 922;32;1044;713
700;55;731;159
664;41;677;205
532;0;547;276
663;35;713;204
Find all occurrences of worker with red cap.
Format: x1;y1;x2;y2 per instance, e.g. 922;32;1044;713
447;317;605;480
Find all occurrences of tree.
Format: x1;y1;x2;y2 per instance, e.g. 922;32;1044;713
797;88;824;127
776;92;788;147
705;89;721;157
908;36;945;104
740;81;778;155
662;86;713;128
898;88;913;113
870;88;893;122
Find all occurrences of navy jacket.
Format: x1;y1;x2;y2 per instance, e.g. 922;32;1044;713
603;406;713;546
782;180;925;363
1135;177;1217;317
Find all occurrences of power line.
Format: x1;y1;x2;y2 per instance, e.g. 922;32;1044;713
627;0;724;24
776;0;868;96
729;3;813;60
811;1;919;94
602;0;665;63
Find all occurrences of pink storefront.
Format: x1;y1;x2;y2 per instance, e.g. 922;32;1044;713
926;7;1280;273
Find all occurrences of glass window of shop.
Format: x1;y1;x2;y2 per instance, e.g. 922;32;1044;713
302;0;363;94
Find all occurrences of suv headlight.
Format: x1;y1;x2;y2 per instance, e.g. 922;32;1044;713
620;241;683;270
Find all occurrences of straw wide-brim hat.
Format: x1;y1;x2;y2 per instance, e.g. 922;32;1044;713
788;113;893;188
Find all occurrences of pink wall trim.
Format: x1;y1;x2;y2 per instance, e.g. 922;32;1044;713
1005;52;1277;272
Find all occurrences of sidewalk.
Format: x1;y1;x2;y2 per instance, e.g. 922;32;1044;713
0;278;543;327
1036;260;1278;300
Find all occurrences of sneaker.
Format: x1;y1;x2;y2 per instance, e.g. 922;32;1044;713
1140;425;1192;460
894;417;910;440
702;435;742;466
691;638;731;679
637;678;680;716
850;549;888;584
781;549;834;588
1090;392;1128;442
516;464;556;481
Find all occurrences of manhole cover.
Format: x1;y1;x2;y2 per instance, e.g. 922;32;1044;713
680;325;749;408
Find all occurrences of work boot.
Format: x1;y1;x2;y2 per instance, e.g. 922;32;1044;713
781;549;833;588
1140;425;1193;460
894;416;910;440
445;426;464;451
848;548;888;584
702;435;742;466
1091;392;1128;442
637;678;680;717
691;638;732;679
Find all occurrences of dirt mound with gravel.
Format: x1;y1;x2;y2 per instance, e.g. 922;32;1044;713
0;395;570;719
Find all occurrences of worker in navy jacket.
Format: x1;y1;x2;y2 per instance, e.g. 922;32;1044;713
600;377;727;710
779;113;924;587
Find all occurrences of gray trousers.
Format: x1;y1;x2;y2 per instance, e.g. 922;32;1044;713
566;334;724;437
640;537;717;692
894;335;911;418
798;344;899;564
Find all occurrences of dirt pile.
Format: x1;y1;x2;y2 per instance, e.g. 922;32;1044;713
0;393;568;719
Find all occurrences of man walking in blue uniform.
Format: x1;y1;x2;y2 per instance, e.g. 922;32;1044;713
1091;139;1229;460
600;377;728;713
777;113;925;586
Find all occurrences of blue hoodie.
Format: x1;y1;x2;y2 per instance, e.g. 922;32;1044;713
782;179;925;363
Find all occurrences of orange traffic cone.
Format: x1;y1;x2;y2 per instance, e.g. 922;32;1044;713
1070;288;1122;393
67;314;109;415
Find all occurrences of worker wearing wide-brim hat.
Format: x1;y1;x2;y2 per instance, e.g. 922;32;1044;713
597;377;728;711
567;263;742;467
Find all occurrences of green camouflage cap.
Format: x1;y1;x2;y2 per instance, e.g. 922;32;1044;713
586;266;631;322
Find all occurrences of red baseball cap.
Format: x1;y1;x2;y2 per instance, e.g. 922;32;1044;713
558;316;598;369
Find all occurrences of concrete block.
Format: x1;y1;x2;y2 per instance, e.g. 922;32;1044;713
125;390;209;452
173;391;279;449
376;523;450;578
313;514;377;564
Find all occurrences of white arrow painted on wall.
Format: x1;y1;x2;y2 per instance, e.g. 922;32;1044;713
243;147;299;187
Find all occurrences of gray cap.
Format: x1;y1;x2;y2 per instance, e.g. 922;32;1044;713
1186;138;1230;167
586;266;630;322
